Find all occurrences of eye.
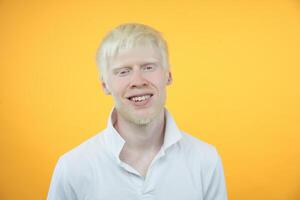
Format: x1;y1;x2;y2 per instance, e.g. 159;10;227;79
116;68;130;77
142;64;156;72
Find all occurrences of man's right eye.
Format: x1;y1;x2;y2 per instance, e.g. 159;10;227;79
117;68;130;76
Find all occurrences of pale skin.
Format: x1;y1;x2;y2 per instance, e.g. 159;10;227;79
115;109;165;178
102;46;172;177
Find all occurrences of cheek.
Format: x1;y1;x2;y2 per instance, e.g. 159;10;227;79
110;78;129;96
147;70;168;85
151;76;168;89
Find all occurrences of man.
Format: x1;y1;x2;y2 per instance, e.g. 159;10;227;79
47;23;228;200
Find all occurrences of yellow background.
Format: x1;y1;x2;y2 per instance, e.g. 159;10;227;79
1;0;300;199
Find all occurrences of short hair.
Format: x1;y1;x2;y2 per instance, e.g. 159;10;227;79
96;23;169;81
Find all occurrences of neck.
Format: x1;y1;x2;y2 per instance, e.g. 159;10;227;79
115;109;165;152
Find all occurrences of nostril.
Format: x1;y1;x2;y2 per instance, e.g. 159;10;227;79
130;81;148;88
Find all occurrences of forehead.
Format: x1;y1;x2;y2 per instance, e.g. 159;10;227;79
109;46;162;69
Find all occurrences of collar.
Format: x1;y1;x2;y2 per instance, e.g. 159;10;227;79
103;108;182;162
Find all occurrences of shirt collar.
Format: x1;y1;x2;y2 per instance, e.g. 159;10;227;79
103;108;182;161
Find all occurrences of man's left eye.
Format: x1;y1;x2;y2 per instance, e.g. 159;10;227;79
143;64;156;71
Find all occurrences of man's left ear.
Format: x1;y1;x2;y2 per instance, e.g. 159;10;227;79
166;71;172;85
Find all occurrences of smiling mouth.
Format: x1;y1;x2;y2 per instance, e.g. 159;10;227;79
127;94;153;102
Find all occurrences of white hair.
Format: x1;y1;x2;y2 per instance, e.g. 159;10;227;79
96;23;169;82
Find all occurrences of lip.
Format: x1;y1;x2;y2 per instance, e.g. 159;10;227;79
125;93;154;107
125;93;154;99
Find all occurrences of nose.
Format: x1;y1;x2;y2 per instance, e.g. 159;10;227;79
129;69;148;88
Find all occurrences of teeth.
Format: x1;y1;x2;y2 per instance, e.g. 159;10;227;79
131;95;151;102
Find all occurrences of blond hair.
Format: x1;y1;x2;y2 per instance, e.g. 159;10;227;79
96;23;169;81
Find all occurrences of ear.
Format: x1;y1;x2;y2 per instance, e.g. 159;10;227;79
101;78;111;95
166;71;173;85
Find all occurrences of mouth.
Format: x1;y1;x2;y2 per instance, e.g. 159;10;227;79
126;94;154;103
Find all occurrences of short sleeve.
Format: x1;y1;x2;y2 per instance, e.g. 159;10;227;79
47;157;77;200
203;154;228;200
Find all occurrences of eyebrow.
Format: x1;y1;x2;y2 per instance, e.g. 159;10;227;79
140;62;159;67
112;62;159;72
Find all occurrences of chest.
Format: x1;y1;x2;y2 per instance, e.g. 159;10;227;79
119;146;161;177
79;152;204;200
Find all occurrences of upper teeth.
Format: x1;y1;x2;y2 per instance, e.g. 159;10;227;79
131;95;151;102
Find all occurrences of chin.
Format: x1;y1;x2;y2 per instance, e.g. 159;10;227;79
126;109;157;125
117;105;163;126
131;117;152;126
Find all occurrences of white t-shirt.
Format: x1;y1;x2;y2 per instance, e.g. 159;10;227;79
47;109;228;200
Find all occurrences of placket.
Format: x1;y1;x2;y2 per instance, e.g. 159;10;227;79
119;147;167;199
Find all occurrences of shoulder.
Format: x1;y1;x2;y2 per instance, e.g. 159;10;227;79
179;131;221;170
62;132;104;161
48;132;107;199
179;132;227;199
51;131;109;194
56;132;107;178
177;131;226;192
180;131;219;157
